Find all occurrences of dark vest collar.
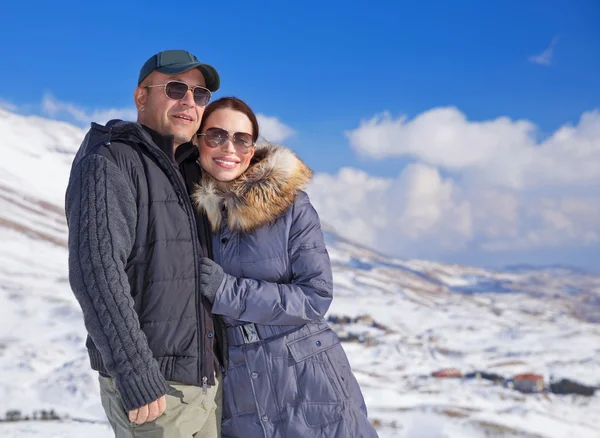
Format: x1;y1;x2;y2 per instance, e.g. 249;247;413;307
140;124;197;165
175;141;199;165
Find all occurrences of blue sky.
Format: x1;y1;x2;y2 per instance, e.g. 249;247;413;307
2;0;600;269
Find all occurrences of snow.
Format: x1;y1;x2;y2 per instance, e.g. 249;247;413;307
1;110;600;437
0;421;112;438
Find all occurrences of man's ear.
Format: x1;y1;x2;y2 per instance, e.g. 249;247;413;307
134;86;147;111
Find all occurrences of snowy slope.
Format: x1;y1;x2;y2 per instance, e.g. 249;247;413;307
0;110;102;421
1;109;599;438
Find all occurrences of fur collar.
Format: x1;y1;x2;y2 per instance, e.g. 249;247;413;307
192;144;313;233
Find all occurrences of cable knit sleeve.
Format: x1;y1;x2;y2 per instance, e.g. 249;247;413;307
65;154;168;411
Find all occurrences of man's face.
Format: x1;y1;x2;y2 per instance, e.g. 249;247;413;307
135;68;207;148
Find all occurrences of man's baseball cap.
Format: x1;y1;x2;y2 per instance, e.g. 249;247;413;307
138;50;220;92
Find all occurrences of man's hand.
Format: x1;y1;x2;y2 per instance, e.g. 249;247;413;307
128;395;166;424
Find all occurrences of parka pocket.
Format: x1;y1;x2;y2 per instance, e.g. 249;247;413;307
221;373;234;420
287;327;340;362
323;346;351;399
225;363;258;416
287;328;349;403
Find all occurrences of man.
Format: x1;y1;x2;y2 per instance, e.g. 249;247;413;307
65;50;224;437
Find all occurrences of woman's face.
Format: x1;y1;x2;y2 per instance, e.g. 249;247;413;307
198;108;255;182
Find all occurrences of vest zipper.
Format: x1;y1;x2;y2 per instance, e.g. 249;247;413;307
138;137;206;387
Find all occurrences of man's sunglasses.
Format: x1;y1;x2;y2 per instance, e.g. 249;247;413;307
197;127;255;153
145;81;211;107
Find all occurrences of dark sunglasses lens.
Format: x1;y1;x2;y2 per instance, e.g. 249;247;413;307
204;128;228;146
193;88;211;106
164;82;188;100
233;133;253;148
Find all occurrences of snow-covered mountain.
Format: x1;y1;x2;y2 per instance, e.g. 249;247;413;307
1;109;599;438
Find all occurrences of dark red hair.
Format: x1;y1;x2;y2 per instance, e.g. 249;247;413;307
198;97;260;143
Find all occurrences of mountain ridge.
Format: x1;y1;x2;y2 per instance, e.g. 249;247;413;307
1;109;599;437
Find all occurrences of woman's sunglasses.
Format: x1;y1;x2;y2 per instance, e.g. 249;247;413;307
197;127;255;153
145;80;211;107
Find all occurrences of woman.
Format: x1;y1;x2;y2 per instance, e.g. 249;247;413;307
193;97;378;438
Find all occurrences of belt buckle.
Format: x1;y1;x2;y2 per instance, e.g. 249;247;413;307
240;323;260;344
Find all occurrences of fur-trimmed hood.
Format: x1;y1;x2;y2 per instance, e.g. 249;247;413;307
192;144;313;233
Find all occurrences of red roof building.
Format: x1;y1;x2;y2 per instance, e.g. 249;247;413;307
513;373;545;393
431;368;462;378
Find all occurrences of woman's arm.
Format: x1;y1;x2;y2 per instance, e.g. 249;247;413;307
209;193;334;325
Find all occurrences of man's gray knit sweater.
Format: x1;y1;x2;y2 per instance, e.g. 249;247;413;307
66;154;168;410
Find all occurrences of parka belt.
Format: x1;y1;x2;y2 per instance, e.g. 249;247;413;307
226;323;305;346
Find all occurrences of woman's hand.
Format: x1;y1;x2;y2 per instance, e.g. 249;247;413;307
199;258;225;303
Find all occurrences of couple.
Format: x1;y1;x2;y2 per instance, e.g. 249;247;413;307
66;50;378;438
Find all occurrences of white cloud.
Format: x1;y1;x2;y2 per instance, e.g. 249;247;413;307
309;166;600;259
256;114;295;143
41;93;137;126
308;107;600;261
308;164;474;257
0;99;17;112
529;37;559;66
346;107;600;190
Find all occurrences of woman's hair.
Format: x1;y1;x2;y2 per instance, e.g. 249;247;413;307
198;97;260;143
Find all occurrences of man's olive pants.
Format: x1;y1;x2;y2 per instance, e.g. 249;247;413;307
99;375;222;437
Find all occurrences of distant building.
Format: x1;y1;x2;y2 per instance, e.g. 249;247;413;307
513;373;544;393
432;368;462;378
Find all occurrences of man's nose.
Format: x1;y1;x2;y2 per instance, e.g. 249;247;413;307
181;89;196;106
